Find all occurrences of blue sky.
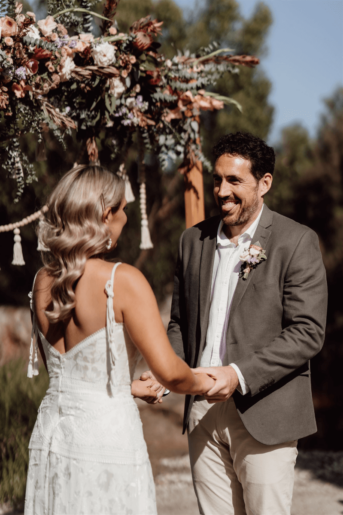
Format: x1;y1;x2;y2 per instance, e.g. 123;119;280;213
174;0;343;143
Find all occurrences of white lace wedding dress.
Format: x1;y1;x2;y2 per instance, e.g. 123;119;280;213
24;263;157;515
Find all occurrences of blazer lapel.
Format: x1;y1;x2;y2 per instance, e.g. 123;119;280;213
229;205;273;322
198;217;220;355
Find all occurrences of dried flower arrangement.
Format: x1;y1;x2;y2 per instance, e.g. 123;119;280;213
0;0;259;260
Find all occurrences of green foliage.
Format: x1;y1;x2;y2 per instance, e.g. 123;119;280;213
265;88;343;448
0;360;48;506
0;0;274;304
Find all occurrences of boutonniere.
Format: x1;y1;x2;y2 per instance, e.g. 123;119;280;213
239;240;267;280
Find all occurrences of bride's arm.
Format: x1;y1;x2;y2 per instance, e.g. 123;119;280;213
116;265;214;396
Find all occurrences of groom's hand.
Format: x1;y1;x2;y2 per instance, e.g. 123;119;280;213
193;366;239;403
140;370;166;403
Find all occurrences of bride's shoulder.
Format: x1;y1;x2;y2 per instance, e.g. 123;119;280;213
34;267;53;293
84;260;146;287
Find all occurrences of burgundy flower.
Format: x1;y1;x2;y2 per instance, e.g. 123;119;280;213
26;59;39;74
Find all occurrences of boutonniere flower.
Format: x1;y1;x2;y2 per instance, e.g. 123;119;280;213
239;240;267;280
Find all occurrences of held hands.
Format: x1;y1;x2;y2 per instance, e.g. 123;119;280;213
132;371;166;405
192;365;239;403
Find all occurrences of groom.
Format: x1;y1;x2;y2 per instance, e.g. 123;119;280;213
159;132;327;515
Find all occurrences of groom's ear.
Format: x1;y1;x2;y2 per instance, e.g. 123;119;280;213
259;173;273;197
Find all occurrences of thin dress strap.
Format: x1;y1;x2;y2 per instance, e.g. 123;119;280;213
104;262;122;396
27;269;42;378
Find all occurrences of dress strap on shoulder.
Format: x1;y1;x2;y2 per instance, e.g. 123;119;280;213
110;262;122;293
28;269;42;312
104;262;122;397
27;269;42;379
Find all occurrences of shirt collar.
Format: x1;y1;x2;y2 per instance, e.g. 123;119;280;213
217;204;264;247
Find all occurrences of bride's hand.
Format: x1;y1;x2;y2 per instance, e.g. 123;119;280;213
192;372;216;395
131;379;163;404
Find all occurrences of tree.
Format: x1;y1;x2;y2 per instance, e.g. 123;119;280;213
188;1;274;216
267;87;343;449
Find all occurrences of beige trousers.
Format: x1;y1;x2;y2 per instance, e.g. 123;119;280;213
188;397;298;515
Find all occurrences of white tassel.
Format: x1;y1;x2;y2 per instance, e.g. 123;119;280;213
140;219;153;250
12;228;25;265
33;340;39;375
139;181;153;250
37;215;49;252
117;164;135;203
27;362;33;379
124;175;135;203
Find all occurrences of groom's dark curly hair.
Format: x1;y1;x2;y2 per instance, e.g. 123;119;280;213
213;132;275;181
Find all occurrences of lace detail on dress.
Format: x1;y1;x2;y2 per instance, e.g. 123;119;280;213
24;263;157;515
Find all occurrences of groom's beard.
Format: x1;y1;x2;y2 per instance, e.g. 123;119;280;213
220;189;260;227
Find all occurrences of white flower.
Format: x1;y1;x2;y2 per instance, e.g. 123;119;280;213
126;97;135;109
26;24;40;40
249;247;260;257
60;56;75;81
240;249;250;262
92;42;115;67
37;16;57;36
165;59;172;68
108;77;125;98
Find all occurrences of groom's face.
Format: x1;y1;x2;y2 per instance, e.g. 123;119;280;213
213;154;264;227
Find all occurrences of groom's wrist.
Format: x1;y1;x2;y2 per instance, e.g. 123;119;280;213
229;363;250;395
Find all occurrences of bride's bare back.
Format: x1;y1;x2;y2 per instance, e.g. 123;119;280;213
34;258;214;396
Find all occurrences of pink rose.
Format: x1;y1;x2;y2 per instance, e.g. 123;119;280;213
0;16;18;37
37;16;57;36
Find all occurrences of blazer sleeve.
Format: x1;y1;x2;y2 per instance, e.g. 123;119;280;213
234;228;328;397
167;231;186;361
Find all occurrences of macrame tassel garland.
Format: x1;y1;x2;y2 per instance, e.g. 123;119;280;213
117;164;135;203
139;181;153;250
138;134;153;250
37;214;49;251
12;228;25;265
124;175;135;203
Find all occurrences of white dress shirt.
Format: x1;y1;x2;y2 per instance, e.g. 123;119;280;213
200;205;264;395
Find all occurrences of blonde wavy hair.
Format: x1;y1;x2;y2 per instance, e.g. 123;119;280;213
40;164;125;323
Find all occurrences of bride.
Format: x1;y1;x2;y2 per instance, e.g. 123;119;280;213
24;164;214;515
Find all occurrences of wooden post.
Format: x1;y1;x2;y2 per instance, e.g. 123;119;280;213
184;161;205;228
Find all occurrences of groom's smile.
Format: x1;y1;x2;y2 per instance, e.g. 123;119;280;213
213;154;267;234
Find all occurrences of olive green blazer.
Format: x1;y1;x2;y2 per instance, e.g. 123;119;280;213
167;205;328;445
